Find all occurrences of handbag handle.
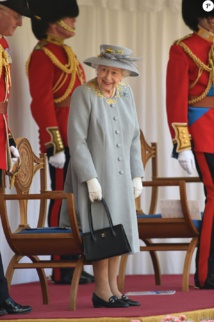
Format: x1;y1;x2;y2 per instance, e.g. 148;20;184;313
88;198;116;241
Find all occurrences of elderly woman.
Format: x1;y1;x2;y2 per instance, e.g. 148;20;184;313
60;44;144;308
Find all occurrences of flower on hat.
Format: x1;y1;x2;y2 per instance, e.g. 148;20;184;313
99;46;138;64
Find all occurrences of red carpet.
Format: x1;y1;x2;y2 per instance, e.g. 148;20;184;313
2;274;214;322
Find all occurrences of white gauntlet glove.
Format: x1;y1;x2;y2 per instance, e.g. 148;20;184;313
86;178;102;203
9;146;20;167
49;151;66;169
178;150;196;175
132;177;143;199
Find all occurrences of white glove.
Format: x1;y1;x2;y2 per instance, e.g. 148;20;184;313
49;151;66;169
10;146;20;167
178;150;196;175
86;178;102;202
132;177;143;199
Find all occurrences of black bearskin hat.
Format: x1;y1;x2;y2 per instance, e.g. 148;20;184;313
28;0;79;40
0;0;31;17
182;0;214;32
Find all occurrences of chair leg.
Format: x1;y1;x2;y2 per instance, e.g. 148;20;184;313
28;256;49;304
5;255;23;289
117;254;129;293
6;255;49;304
69;256;84;310
142;239;161;285
148;250;161;285
182;237;198;292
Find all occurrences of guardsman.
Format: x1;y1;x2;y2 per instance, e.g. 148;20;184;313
166;0;214;288
0;0;32;315
27;0;93;284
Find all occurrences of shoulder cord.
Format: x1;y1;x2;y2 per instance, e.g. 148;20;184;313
26;45;84;104
178;41;214;104
0;45;11;101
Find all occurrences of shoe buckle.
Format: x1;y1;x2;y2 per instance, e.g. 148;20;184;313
109;296;117;303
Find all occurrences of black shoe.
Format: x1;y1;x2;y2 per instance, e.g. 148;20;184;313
194;272;214;289
53;272;91;285
81;271;95;283
79;275;93;284
92;293;129;308
0;308;7;316
194;272;201;288
52;267;94;285
54;275;90;285
120;294;141;306
0;297;32;314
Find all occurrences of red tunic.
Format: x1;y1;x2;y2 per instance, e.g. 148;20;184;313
27;39;85;153
166;32;214;153
0;36;12;171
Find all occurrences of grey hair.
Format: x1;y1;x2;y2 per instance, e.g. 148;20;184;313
93;64;131;78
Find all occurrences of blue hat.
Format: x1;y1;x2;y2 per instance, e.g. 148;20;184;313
84;44;140;77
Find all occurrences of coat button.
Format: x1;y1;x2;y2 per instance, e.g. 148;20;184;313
113;116;118;121
116;143;121;148
115;130;120;134
118;157;122;161
119;170;124;175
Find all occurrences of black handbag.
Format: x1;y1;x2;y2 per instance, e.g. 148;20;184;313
83;198;131;261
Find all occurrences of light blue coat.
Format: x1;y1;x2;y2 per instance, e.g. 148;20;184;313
60;78;144;253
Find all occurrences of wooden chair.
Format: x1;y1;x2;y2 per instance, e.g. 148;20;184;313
118;130;202;292
0;137;85;310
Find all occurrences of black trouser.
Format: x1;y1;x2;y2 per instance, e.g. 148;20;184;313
0;253;9;304
194;151;214;288
47;147;75;283
0;169;9;302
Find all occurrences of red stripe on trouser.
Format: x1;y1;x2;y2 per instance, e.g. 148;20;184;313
194;152;214;286
48;167;65;282
48;167;64;226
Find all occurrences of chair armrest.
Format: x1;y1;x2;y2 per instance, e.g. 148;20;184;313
155;176;200;183
1;191;71;200
141;177;201;233
143;176;201;187
0;191;81;242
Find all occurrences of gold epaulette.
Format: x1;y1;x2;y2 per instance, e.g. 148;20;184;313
25;41;48;76
172;123;191;152
173;33;193;46
45;127;64;155
34;40;47;51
